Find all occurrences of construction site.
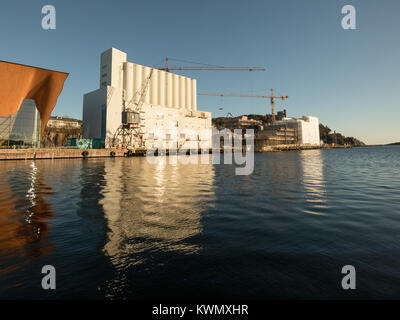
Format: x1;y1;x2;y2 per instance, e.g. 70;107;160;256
207;89;320;152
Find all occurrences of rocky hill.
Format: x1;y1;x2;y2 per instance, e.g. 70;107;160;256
319;124;365;146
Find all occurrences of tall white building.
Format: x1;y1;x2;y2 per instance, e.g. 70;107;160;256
83;48;212;149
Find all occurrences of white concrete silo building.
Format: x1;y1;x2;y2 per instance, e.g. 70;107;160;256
82;48;212;149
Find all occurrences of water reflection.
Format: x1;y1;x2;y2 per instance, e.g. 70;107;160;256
299;150;328;215
0;161;54;275
100;156;216;268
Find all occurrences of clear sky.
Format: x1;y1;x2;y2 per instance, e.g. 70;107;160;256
1;0;399;144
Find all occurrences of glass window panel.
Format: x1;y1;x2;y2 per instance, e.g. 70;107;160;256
6;99;41;147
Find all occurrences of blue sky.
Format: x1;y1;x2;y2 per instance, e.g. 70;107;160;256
1;0;399;144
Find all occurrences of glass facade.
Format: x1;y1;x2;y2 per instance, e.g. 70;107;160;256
0;99;41;148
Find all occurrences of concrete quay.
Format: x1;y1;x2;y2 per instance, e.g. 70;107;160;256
0;148;144;161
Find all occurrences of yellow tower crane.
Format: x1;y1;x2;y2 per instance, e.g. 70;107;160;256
199;89;288;122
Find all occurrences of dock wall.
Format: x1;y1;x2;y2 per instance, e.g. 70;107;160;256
0;148;132;161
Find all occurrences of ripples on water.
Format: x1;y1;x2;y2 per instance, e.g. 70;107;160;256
0;147;400;299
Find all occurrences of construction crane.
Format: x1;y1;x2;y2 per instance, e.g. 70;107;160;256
126;68;154;113
158;57;265;72
199;89;288;122
113;69;154;148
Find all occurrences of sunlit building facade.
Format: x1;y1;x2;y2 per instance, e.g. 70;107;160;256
82;48;212;149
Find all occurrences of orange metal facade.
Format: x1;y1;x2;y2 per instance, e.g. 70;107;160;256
0;61;68;135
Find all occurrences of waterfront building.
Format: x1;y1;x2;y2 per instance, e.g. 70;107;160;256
255;116;320;150
0;61;68;148
82;48;212;149
277;116;320;145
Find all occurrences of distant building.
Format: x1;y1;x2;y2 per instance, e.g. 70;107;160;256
47;116;82;129
82;48;212;149
276;109;287;121
41;116;82;148
255;116;320;149
221;115;262;130
279;116;320;145
255;125;297;148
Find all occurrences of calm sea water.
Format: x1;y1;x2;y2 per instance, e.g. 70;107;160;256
0;147;400;299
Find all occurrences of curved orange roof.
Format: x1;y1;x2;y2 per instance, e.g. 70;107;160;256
0;60;68;135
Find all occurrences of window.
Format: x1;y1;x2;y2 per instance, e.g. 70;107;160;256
0;99;41;148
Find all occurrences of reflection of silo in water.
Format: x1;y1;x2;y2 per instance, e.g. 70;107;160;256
101;156;215;266
299;150;328;215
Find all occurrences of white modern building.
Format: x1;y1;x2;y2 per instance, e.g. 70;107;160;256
274;116;320;145
82;48;212;149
